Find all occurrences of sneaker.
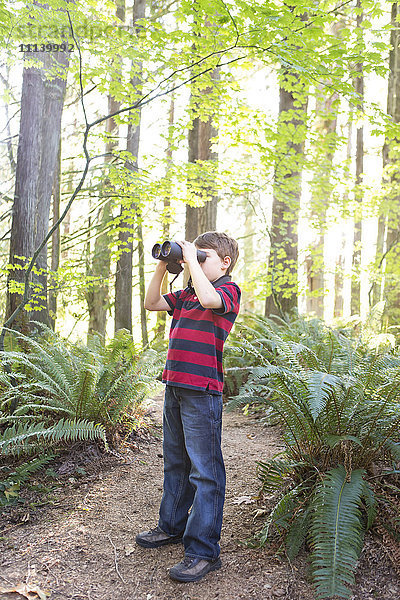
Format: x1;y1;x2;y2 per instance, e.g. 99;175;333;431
169;556;222;582
135;526;183;548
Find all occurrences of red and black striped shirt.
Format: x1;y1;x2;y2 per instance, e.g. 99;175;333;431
162;275;241;393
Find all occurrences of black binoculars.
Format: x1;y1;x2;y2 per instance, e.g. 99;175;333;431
151;240;206;274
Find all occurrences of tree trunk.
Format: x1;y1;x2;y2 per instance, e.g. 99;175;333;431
7;49;68;331
242;193;256;312
114;0;146;336
87;0;125;339
185;68;219;241
49;140;61;330
61;169;72;261
154;93;175;342
350;4;364;315
372;3;400;315
333;115;353;318
137;219;148;346
306;88;339;318
264;72;308;318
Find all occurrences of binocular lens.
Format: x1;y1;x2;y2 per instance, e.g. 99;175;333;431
152;243;162;259
161;241;172;257
152;240;206;268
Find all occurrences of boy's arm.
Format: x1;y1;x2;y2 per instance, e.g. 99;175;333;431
178;241;223;310
144;261;171;311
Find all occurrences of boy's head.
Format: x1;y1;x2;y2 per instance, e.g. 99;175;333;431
194;231;239;277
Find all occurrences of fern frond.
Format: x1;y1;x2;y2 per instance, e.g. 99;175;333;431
362;480;377;530
257;457;301;494
258;484;304;546
286;507;311;560
311;466;365;599
0;418;107;456
305;372;344;421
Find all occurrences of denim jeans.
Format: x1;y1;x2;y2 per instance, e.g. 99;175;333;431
158;384;225;560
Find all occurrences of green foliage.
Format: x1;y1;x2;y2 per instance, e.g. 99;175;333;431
311;466;366;599
0;324;162;429
0;325;164;508
0;418;107;457
0;454;55;507
226;312;400;599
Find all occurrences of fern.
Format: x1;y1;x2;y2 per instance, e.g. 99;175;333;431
362;480;377;530
0;327;164;433
258;484;305;547
305;371;344;422
257;457;300;494
0;418;107;456
285;506;311;560
311;466;365;599
227;312;400;597
0;454;56;506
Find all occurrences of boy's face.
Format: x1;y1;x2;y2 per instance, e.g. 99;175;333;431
196;247;231;282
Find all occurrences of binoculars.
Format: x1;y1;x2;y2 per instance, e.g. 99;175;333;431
152;240;206;274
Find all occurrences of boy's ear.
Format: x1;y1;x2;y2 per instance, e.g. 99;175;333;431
222;256;231;269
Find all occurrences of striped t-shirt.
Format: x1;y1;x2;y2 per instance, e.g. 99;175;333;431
162;275;241;393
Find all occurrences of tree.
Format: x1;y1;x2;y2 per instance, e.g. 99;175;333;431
264;67;308;318
6;47;69;330
154;92;175;343
306;87;339;318
350;2;364;316
185;12;220;241
371;1;400;321
114;0;146;338
49;140;61;329
185;69;220;240
87;0;125;339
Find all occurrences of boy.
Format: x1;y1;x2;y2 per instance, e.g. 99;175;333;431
136;231;241;583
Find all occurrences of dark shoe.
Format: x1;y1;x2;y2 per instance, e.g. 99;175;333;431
135;526;183;548
169;556;222;582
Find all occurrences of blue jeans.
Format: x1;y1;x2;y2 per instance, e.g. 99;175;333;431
158;384;225;560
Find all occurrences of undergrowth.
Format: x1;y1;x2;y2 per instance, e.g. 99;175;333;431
0;325;164;508
225;310;400;600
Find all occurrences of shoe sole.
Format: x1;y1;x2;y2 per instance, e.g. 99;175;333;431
135;536;183;549
169;558;222;582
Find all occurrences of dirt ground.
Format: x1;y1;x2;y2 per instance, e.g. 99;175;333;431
0;394;399;600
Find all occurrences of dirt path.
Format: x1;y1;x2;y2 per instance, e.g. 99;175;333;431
0;395;398;600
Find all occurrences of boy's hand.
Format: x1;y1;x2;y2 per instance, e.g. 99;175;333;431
177;240;198;265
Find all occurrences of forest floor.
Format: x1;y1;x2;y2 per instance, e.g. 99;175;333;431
0;393;399;600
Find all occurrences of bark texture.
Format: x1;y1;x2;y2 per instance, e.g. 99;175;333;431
7;49;68;330
49;140;61;329
372;2;400;318
185;68;219;242
264;73;308;318
306;89;339;318
350;5;364;316
114;0;146;336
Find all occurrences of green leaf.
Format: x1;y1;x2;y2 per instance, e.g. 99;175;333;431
361;481;377;530
305;372;343;421
311;466;365;599
286;507;311;560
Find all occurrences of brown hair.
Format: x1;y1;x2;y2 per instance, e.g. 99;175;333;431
194;231;239;275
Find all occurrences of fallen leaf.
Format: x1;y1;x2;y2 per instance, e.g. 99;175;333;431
124;544;136;556
0;583;48;600
232;495;254;505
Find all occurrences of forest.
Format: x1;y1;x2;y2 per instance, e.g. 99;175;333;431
0;0;399;599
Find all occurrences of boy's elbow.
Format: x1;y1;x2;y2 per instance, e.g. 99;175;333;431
200;293;223;310
144;298;153;311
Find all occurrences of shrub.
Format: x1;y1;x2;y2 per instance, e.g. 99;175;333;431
0;325;164;506
227;313;400;599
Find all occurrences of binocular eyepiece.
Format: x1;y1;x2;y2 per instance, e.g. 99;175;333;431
152;241;206;274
